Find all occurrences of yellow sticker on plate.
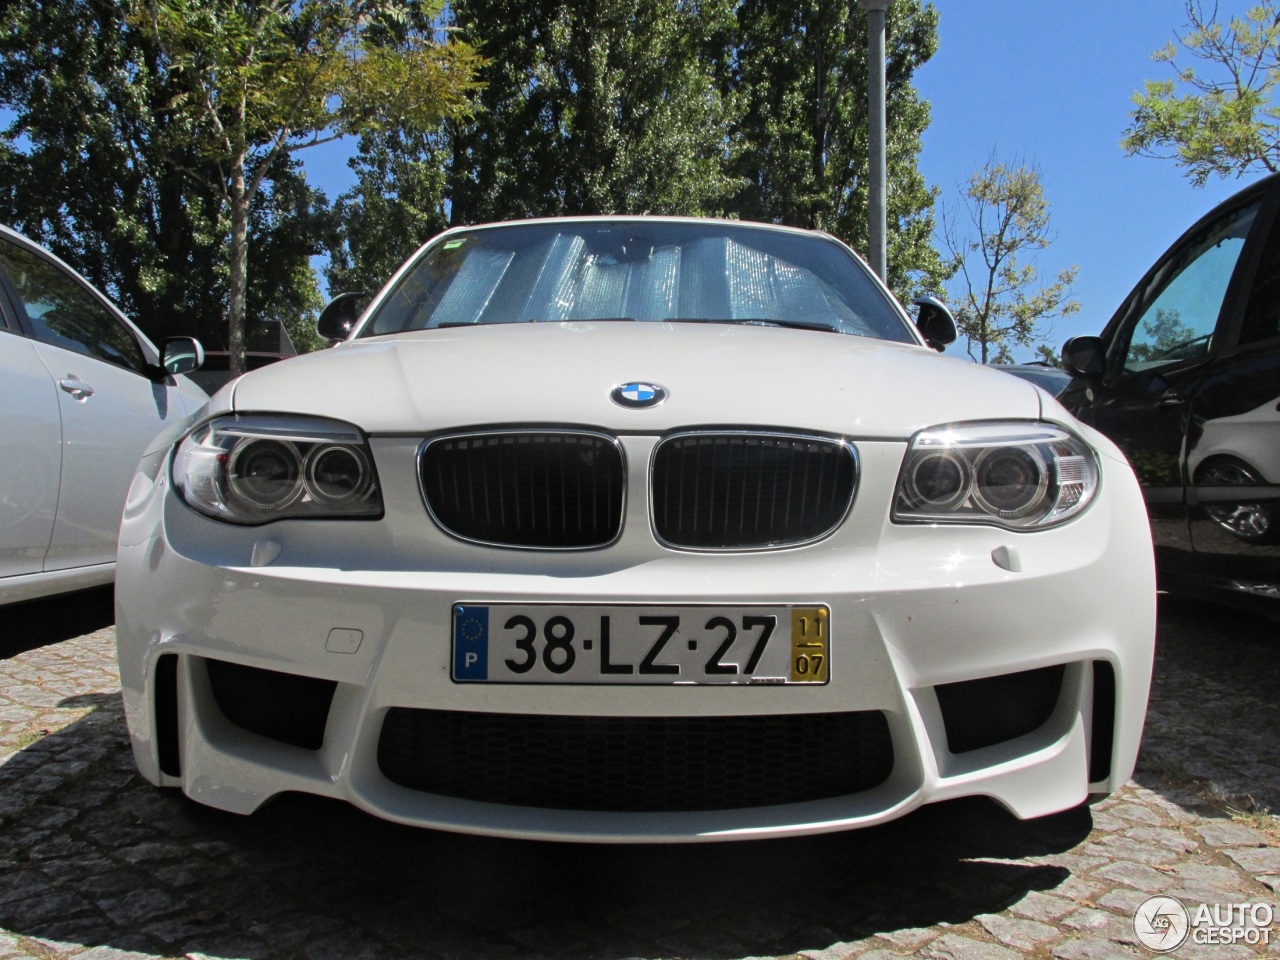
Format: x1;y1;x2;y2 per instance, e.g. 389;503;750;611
790;607;829;683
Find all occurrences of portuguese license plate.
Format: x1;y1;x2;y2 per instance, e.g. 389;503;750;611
451;604;830;684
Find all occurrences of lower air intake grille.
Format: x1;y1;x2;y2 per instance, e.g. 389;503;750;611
652;432;856;549
205;659;337;750
935;664;1065;754
377;709;894;811
420;431;625;548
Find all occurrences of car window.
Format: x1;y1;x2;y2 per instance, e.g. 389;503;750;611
1238;206;1280;347
362;221;914;343
0;239;147;374
1118;202;1259;373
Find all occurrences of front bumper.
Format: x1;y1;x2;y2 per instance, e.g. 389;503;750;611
115;436;1156;842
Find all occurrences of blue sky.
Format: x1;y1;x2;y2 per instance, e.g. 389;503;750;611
302;1;1266;360
914;1;1261;359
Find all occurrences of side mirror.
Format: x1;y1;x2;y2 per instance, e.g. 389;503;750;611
157;336;204;377
1061;335;1106;379
912;296;958;351
317;291;368;343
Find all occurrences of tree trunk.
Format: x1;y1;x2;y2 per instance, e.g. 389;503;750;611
228;152;249;379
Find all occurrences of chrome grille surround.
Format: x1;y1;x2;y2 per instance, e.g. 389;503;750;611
650;430;857;551
418;429;627;550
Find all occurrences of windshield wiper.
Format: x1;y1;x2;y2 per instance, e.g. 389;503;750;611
664;317;841;333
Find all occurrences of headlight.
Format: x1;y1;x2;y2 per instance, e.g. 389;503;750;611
173;415;382;524
893;421;1099;530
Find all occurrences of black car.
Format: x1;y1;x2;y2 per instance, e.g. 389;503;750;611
994;362;1072;397
1060;173;1280;617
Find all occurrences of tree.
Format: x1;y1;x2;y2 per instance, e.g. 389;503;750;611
445;0;739;225
940;158;1079;364
326;126;451;294
727;0;947;298
135;0;483;374
1123;1;1280;186
0;0;329;350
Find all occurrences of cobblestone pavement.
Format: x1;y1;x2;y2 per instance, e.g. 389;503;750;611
0;589;1276;960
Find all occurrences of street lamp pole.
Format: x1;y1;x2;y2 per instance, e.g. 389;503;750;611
858;0;891;283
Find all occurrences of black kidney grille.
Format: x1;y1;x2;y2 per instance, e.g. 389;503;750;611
377;709;893;812
652;433;855;549
421;432;624;548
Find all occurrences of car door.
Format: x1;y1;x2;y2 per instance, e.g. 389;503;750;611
0;287;61;579
1182;193;1280;593
1060;184;1269;573
0;236;187;572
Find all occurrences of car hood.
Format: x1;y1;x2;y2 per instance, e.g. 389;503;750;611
229;322;1043;438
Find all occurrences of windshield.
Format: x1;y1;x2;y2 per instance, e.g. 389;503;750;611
358;220;915;343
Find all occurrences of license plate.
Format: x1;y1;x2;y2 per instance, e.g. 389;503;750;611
451;604;830;684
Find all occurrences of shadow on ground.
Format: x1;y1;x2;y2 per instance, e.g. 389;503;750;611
0;692;1088;960
0;585;114;659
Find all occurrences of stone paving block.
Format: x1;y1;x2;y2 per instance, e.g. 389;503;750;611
919;933;1020;960
1088;811;1128;834
1008;891;1077;923
798;942;870;960
871;926;936;949
26;937;83;956
75;947;161;960
1121;827;1198;854
1172;860;1255;893
975;913;1061;950
1050;937;1142;960
1060;908;1139;944
1050;875;1106;901
1162;885;1258;909
1194;821;1271;847
96;888;184;928
1174;943;1255;960
300;937;397;960
1222;846;1280;875
1042;853;1111;875
1093;860;1173;891
1105;804;1164;826
1096;889;1146;915
1083;835;1185;866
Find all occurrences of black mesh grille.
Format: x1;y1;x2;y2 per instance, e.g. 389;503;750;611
421;432;624;548
377;709;893;811
652;433;856;549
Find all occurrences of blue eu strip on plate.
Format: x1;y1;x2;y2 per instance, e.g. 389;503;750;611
453;606;490;680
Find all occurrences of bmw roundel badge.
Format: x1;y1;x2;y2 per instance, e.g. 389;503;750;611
611;381;667;408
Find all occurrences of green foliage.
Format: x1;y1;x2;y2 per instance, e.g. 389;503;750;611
132;0;484;373
333;0;946;306
1123;1;1280;185
447;0;739;222
941;157;1079;364
0;0;227;345
728;0;946;299
6;0;949;348
327;127;451;293
1034;343;1063;367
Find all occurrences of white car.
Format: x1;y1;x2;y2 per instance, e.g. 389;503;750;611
116;218;1156;843
0;224;206;606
